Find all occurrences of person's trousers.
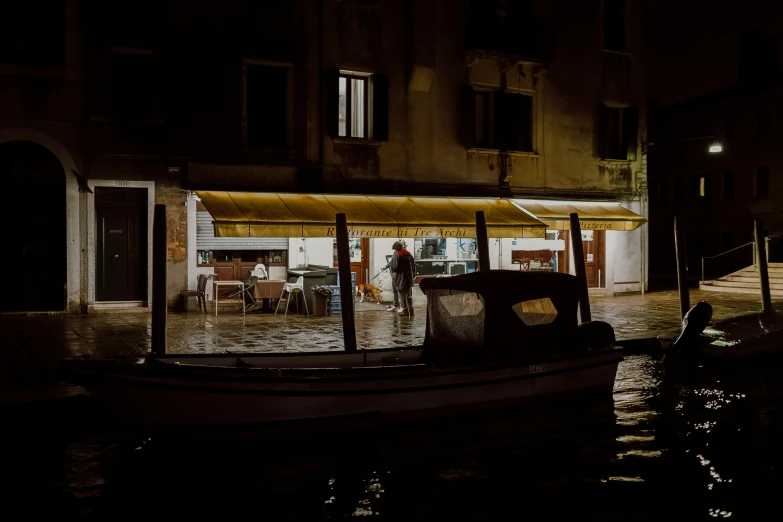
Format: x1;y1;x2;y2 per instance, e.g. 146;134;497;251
398;286;413;314
392;289;399;308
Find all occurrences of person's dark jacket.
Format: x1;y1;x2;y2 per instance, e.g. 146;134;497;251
390;249;416;291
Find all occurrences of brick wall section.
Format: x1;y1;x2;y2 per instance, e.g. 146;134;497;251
155;179;188;309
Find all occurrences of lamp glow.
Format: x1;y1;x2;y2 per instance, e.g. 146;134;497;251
709;144;723;153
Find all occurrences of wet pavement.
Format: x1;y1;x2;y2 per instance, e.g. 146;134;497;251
0;289;778;392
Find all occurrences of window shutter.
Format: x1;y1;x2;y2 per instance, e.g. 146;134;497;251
494;90;508;150
326;68;340;137
598;103;608;159
519;94;533;152
624;107;639;161
460;85;476;148
372;73;389;141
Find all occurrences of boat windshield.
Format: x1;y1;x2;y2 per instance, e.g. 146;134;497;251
426;289;485;350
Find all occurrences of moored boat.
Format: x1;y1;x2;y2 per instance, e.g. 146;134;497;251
659;301;783;362
58;270;622;430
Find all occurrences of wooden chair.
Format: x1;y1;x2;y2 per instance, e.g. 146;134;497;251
180;274;208;312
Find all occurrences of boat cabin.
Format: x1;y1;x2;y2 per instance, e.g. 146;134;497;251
419;270;615;365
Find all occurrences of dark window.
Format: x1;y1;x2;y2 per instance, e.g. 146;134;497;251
111;51;157;118
723;170;735;201
721;230;735;252
757;166;770;198
599;104;638;160
758;108;769;136
0;0;65;67
474;92;490;147
603;0;626;52
462;89;533;151
494;92;533;152
245;64;288;149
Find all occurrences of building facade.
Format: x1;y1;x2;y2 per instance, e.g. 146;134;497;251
647;77;783;288
0;0;647;313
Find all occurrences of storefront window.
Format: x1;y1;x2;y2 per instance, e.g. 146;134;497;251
333;239;362;262
415;238;446;259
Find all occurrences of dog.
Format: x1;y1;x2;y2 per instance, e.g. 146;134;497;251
356;283;385;303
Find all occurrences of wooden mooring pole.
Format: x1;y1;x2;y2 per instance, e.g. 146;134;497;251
336;213;357;352
674;216;690;319
754;219;773;313
151;204;167;356
476;211;491;271
569;213;591;323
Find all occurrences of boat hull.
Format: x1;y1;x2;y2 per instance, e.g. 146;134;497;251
659;311;783;362
62;349;622;429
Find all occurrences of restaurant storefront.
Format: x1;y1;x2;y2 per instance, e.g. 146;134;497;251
194;192;647;299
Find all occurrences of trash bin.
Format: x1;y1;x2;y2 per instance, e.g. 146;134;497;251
312;291;328;317
287;268;326;313
307;264;339;286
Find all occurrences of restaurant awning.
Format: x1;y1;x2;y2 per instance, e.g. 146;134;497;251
514;200;647;231
196;191;547;238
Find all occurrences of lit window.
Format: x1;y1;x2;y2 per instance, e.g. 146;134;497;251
338;73;367;138
699;177;706;197
512;297;558;326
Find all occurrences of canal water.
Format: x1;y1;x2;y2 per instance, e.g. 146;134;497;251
1;354;781;521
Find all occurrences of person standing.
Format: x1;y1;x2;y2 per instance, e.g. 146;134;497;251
387;241;416;316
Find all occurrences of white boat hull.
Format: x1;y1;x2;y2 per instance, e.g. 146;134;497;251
65;349;622;428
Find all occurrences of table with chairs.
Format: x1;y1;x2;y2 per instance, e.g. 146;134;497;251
204;263;318;317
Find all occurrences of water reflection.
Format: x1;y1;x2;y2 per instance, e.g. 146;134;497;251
3;354;783;520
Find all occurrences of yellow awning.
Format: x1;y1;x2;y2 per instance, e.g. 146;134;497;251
196;191;547;238
514;200;647;231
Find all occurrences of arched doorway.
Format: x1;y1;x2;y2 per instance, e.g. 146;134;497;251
0;141;66;311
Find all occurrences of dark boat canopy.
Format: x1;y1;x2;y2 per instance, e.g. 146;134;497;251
420;270;588;363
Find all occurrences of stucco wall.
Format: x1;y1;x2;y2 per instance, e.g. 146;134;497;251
320;0;646;201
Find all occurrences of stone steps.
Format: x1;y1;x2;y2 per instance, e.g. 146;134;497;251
700;263;783;296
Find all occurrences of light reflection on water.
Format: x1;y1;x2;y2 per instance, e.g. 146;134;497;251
2;354;783;520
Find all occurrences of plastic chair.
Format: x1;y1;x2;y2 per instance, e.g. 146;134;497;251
275;276;309;316
252;263;269;280
222;275;258;314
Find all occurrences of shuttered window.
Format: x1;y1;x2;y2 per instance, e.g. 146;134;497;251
461;88;533;152
326;69;388;141
598;104;638;160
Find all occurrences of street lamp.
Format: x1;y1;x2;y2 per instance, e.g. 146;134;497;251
709;143;723;153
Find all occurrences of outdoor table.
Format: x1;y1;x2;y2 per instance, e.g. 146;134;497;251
253;280;286;312
213;280;245;316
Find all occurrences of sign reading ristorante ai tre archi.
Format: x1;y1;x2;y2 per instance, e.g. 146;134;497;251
322;226;471;238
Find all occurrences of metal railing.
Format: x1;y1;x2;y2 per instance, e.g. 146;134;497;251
701;242;756;284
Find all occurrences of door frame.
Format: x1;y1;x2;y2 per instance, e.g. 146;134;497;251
87;180;155;311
